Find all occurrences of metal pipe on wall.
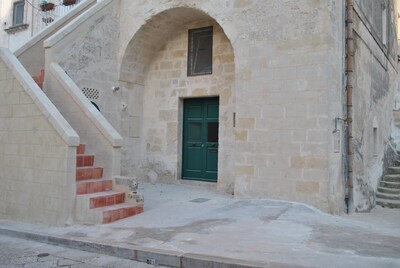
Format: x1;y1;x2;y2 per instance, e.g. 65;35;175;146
345;0;354;213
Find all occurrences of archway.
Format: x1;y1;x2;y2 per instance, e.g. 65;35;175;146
119;7;236;192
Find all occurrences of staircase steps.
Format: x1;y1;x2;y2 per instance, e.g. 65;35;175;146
75;144;143;224
76;166;103;181
32;68;45;90
377;186;400;195
379;181;400;189
76;178;112;195
387;167;400;174
382;174;400;183
83;191;125;208
376;166;400;209
98;203;144;224
376;199;400;209
76;154;95;167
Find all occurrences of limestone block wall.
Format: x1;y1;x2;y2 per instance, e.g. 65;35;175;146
139;20;235;189
0;48;78;226
351;0;399;212
118;0;346;212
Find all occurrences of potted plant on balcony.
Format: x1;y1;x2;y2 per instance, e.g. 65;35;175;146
39;0;55;11
63;0;77;6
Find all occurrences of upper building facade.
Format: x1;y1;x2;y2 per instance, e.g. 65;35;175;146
0;0;81;51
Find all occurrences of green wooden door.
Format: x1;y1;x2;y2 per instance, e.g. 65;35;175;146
182;97;219;182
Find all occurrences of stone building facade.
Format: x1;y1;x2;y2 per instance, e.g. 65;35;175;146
0;0;399;225
38;0;400;213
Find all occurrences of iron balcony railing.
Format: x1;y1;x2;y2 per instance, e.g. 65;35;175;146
36;0;83;33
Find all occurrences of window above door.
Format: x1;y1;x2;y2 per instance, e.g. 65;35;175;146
187;26;213;76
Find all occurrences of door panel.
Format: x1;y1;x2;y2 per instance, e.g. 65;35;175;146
182;97;219;182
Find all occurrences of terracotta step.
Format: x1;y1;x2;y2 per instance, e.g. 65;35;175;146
97;203;144;224
76;178;112;195
77;144;86;155
77;191;126;209
32;68;44;90
76;154;94;167
76;167;103;181
380;181;400;189
377;186;400;195
382;174;400;183
376;198;400;209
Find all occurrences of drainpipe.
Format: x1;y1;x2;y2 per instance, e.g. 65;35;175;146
345;0;354;213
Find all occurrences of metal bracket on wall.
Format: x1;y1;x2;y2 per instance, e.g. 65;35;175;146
333;117;347;133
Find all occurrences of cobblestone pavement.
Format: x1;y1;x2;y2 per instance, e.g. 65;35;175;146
0;235;165;268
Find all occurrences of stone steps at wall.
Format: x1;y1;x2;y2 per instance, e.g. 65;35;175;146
75;144;143;224
376;198;400;209
379;181;400;189
377;186;400;195
376;192;400;201
388;167;400;174
382;174;400;183
377;166;400;209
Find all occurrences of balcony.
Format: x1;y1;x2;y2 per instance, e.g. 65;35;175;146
37;0;83;33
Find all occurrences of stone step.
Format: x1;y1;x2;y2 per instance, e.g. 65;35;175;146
377;186;400;195
380;181;400;189
382;174;400;183
76;178;112;195
76;167;103;181
98;203;144;224
388;167;400;174
76;154;94;167
77;191;126;209
76;144;86;155
376;192;400;201
376;198;400;209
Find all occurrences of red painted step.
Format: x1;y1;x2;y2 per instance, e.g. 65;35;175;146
76;179;112;195
76;154;94;167
98;203;144;224
83;191;125;209
76;167;103;181
77;144;86;155
32;68;44;90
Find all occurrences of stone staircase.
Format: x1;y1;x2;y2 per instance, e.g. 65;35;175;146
376;167;400;209
75;144;143;224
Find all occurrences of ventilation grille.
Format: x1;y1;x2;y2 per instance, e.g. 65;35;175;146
81;87;99;100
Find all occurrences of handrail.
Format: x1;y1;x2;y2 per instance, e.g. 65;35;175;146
50;62;122;147
0;48;79;146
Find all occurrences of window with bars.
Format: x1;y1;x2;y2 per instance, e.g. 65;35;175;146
187;26;213;76
13;1;25;26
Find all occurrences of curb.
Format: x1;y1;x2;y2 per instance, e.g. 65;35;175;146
0;227;270;268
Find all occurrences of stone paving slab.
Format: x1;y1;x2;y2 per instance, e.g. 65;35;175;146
0;183;400;268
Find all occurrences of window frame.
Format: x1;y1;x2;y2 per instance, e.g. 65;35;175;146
187;26;213;77
12;0;25;26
